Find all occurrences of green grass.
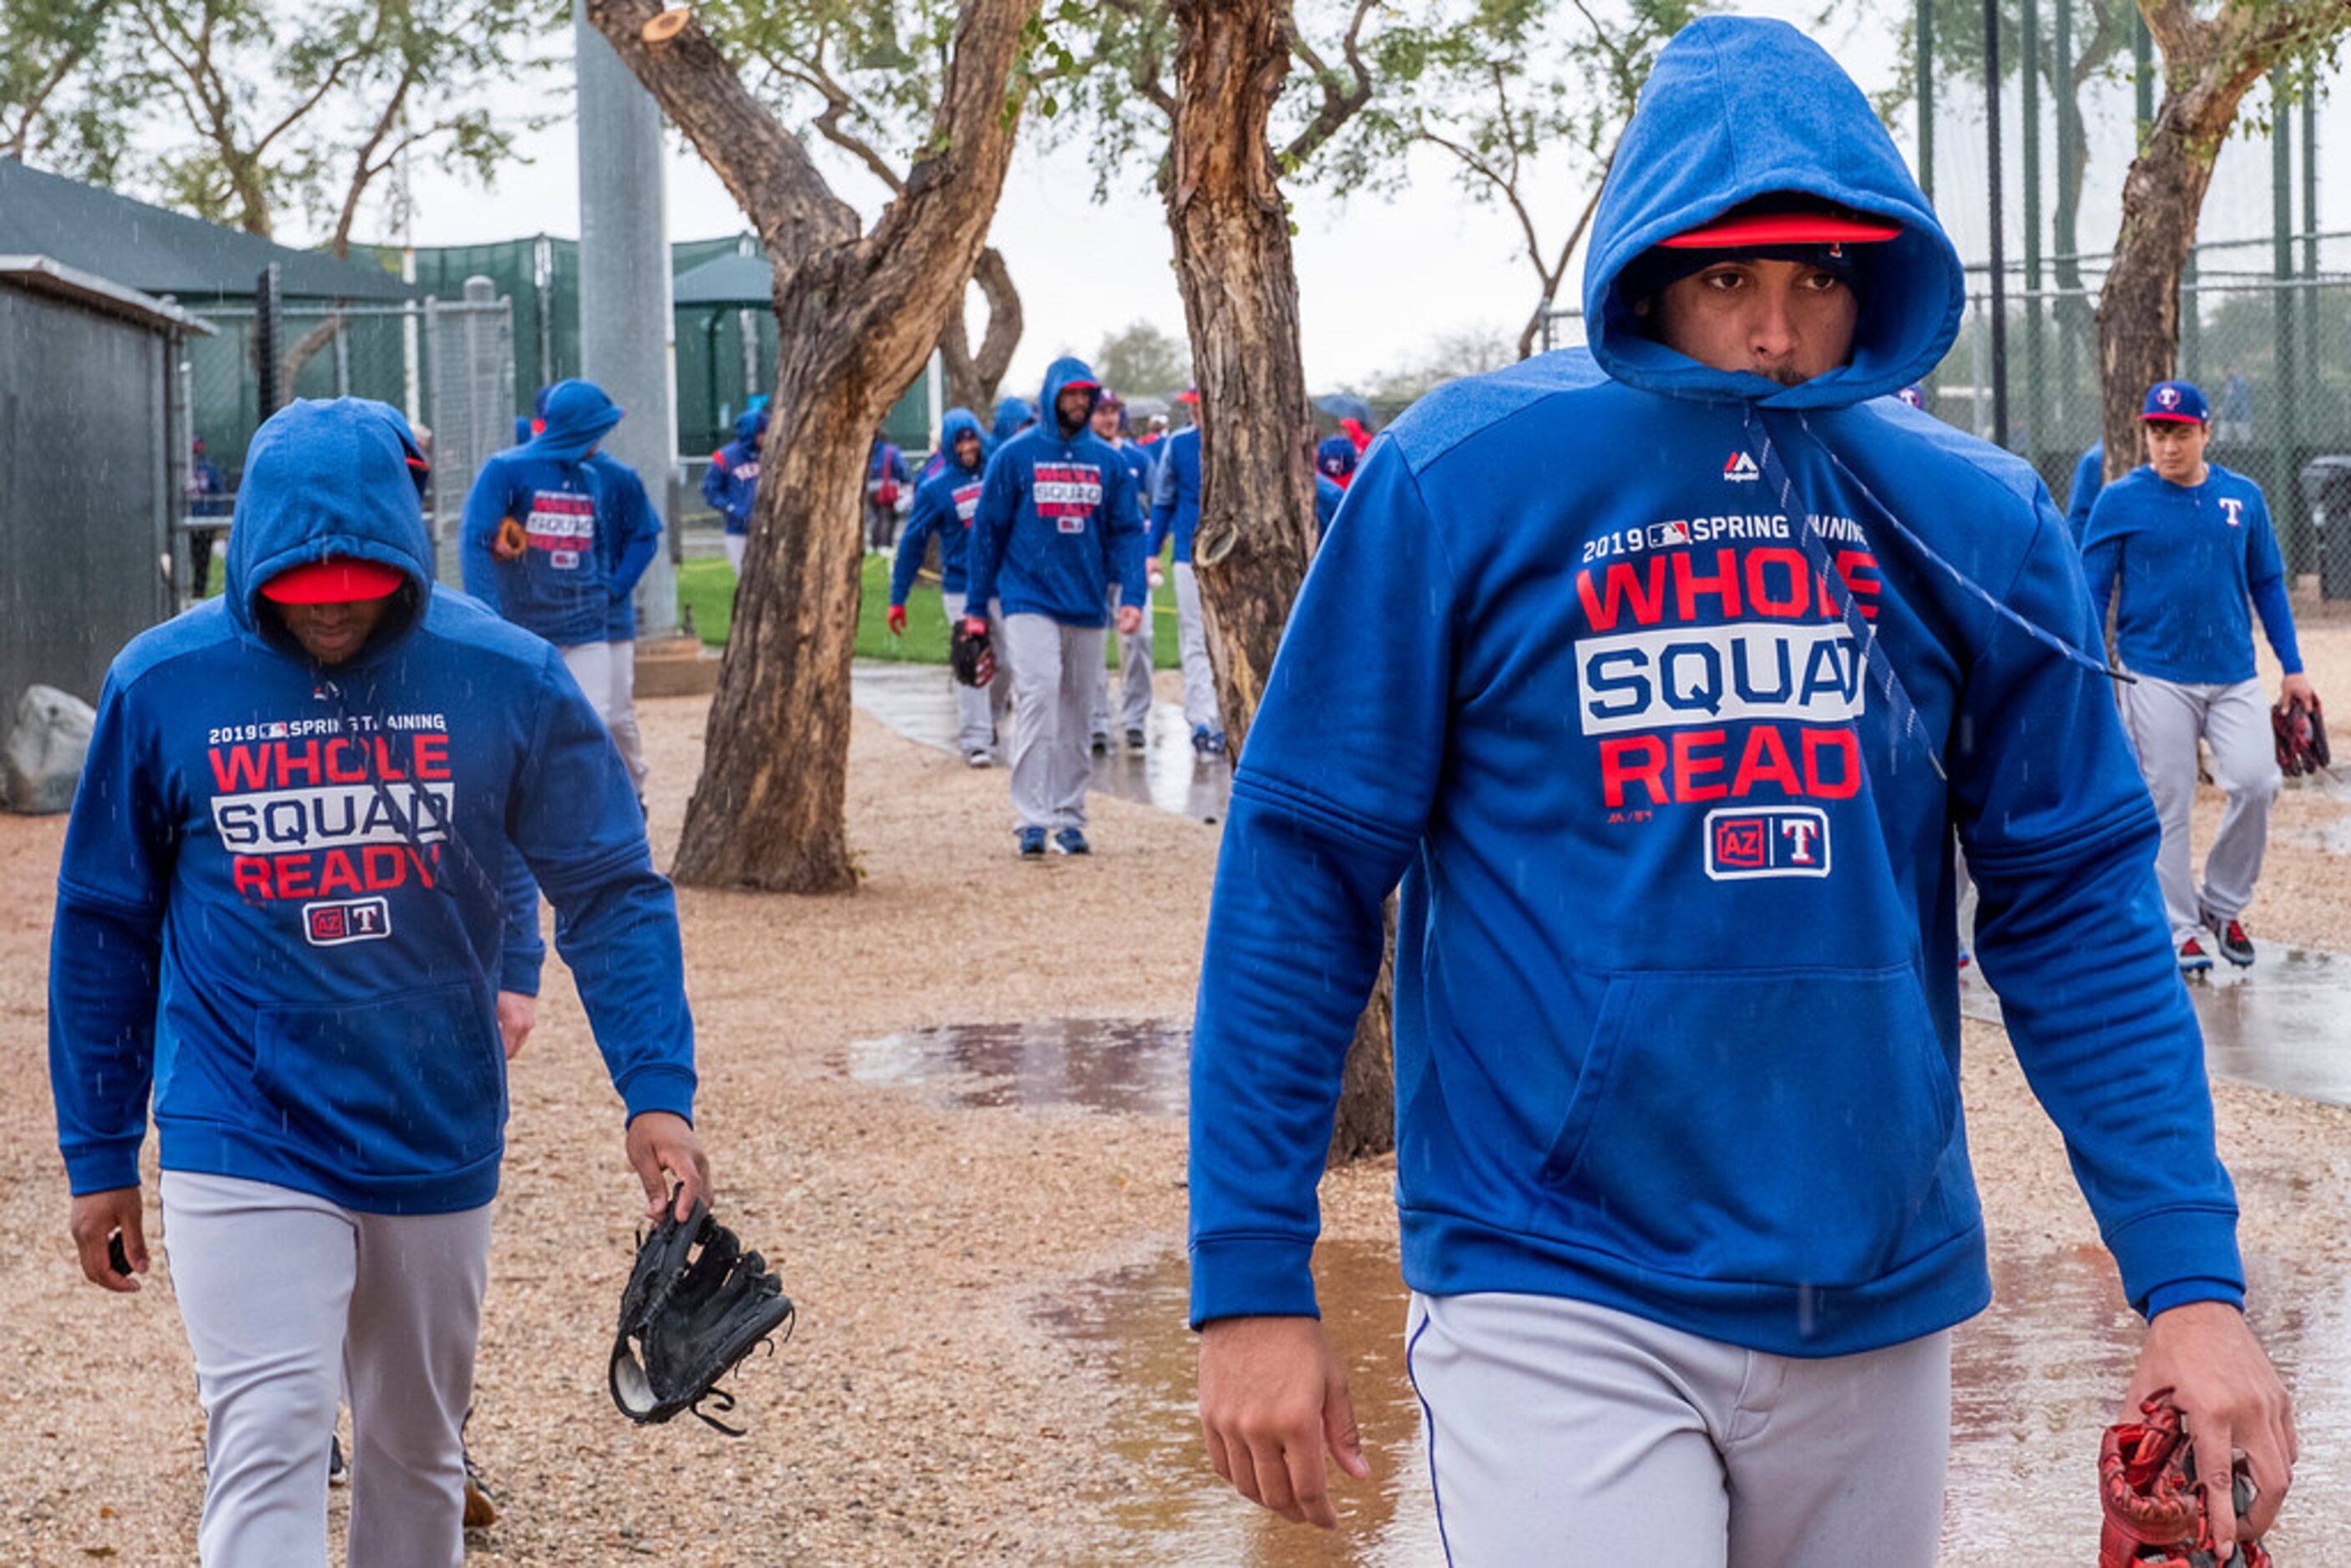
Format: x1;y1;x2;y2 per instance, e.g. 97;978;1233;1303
678;551;1183;670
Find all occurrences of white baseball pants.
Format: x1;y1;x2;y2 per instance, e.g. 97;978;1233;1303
160;1171;492;1568
1406;1292;1950;1566
2118;673;2279;938
1172;563;1222;735
1002;613;1105;832
1090;584;1155;738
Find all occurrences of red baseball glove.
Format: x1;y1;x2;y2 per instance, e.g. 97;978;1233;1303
2272;698;2329;778
2100;1392;2272;1568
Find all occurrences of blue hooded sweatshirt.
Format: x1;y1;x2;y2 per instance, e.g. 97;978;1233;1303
461;380;625;647
48;398;695;1216
892;407;988;604
2081;461;2301;685
964;358;1148;625
1186;17;2239;1356
589;453;664;643
1147;425;1201;563
990;396;1033;451
2065;441;2105;544
701;407;767;537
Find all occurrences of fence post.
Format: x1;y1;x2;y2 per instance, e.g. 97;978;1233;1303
2272;67;2296;451
255;263;283;418
1917;0;1935;203
1984;0;2010;449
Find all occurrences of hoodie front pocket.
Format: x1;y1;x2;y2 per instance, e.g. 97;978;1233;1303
1540;964;1957;1290
253;983;504;1179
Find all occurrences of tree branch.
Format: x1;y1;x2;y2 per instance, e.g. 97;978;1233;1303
1277;0;1376;170
585;0;862;267
765;47;908;196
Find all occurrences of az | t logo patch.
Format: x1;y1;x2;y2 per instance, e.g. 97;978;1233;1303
1704;807;1832;880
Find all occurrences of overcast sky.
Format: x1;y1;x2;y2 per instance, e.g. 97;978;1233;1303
390;3;2345;406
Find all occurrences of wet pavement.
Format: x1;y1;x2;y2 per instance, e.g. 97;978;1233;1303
847;1017;1190;1117
845;995;2351;1558
850;660;1231;822
1960;946;2351;1108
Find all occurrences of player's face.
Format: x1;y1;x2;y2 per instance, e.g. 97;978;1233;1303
1090;403;1121;440
2143;418;2210;484
1057;387;1095;430
1642;258;1860;387
277;597;390;665
953;431;983;468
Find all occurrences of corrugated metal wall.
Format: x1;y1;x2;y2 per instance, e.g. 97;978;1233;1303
0;282;174;706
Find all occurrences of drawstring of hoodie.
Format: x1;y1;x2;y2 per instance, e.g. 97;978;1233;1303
317;672;507;914
1795;412;2135;689
1741;404;1946;781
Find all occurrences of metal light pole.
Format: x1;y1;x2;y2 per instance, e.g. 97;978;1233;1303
574;0;680;638
1984;0;2010;449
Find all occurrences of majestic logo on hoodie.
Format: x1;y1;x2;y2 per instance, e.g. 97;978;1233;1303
205;715;456;904
1032;462;1105;529
1722;451;1761;483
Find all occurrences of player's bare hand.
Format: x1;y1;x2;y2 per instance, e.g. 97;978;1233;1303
625;1111;710;1222
2126;1300;2296;1553
2279;672;2318;712
1198;1315;1370;1530
69;1188;149;1293
1116;604;1144;635
496;990;537;1060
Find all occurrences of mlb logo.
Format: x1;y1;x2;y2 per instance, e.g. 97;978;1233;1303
304;897;392;948
1647;520;1691;549
552;549;579;569
1057;517;1086;534
1703;807;1833;881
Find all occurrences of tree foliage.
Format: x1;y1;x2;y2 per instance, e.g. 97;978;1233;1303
1094;316;1192;396
3;0;552;255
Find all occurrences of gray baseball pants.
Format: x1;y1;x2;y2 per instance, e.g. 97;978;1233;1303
1406;1292;1950;1566
942;590;1010;756
2118;673;2279;938
161;1171;492;1568
1090;584;1155;738
1003;613;1104;832
1172;563;1222;735
559;638;646;795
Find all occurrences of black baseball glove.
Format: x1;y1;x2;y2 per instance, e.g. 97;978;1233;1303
609;1198;795;1435
951;616;997;688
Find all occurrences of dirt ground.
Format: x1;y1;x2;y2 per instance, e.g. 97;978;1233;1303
3;627;2348;1565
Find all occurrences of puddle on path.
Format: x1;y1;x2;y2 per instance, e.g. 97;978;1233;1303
1049;1235;2351;1562
1045;1242;1438;1567
1962;946;2351;1108
851;660;1231;822
847;1017;1189;1116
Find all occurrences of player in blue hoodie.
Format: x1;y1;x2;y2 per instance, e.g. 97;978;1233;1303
2082;380;2317;972
1089;390;1160;751
1186;20;2291;1563
1146;422;1224;752
887;407;1006;764
49;398;709;1565
703;406;768;574
962;357;1148;856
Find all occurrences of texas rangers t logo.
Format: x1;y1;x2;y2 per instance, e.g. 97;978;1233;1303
2218;497;2244;528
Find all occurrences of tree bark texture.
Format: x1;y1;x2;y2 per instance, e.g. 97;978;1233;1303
589;0;1039;892
1167;0;1393;1161
940;244;1024;414
1165;0;1319;756
2097;0;2348;480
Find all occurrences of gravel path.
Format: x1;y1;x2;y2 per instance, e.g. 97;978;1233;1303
3;625;2347;1565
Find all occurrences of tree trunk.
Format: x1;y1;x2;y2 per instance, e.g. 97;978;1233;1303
939;244;1024;413
589;0;1039;892
2097;0;2346;480
1167;0;1392;1161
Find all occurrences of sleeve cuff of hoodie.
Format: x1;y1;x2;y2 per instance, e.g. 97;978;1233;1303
1187;1235;1322;1329
2108;1206;2242;1318
63;1138;145;1197
2143;1277;2247;1318
499;948;544;997
619;1065;696;1126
